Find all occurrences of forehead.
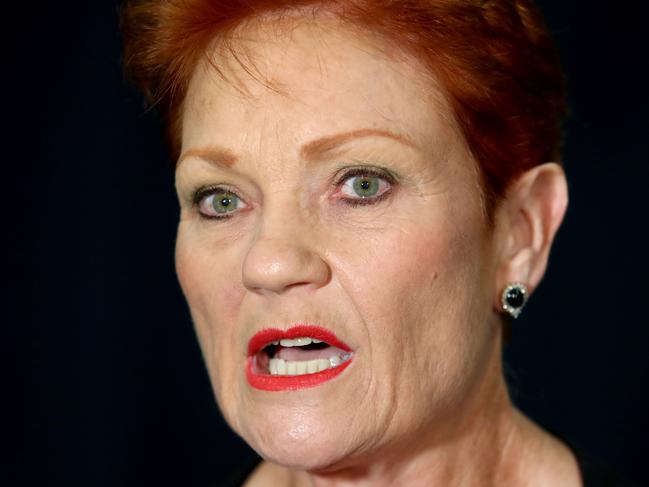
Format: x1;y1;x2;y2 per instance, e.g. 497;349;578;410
181;17;460;158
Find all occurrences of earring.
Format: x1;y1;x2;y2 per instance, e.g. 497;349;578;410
501;282;528;319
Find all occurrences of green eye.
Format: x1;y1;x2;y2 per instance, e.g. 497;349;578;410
341;174;390;200
212;192;239;213
352;176;380;197
197;188;247;219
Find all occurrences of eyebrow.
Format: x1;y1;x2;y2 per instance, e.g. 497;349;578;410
177;128;417;167
300;128;418;161
177;147;238;168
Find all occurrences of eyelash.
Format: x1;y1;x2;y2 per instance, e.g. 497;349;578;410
193;167;397;220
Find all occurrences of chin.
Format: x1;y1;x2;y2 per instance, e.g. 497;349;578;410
237;402;357;471
257;436;352;472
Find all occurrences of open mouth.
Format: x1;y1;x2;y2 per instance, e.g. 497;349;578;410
246;325;354;391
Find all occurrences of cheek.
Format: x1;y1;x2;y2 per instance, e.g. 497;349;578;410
175;222;246;318
406;225;493;403
174;226;245;406
345;209;492;413
349;216;475;334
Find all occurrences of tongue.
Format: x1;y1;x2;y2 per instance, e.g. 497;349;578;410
276;345;346;361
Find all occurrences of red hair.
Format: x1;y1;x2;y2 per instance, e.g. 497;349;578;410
121;0;566;212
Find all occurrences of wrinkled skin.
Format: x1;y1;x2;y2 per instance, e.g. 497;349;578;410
174;17;572;487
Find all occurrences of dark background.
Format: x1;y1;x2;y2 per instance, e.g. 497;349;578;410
8;1;648;485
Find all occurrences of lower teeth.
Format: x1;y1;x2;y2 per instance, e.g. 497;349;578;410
268;354;351;376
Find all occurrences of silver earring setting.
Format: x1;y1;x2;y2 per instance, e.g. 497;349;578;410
501;282;528;319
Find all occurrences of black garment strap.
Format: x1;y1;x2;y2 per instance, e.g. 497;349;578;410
224;453;262;487
573;447;644;487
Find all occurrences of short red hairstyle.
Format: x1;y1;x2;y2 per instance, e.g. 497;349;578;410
121;0;566;212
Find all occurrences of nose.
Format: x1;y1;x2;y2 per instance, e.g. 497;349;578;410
242;220;331;296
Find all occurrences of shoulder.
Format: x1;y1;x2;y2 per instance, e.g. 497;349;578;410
515;413;643;487
575;451;644;487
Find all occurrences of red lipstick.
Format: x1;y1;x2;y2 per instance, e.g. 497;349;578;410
246;325;353;392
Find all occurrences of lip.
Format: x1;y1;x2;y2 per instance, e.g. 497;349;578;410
246;324;353;392
247;325;353;356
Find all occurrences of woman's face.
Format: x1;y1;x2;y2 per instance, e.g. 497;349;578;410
175;20;503;470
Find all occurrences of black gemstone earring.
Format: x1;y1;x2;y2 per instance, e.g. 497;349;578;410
501;282;528;319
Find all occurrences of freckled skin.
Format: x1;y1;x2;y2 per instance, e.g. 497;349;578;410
176;17;494;465
173;17;575;487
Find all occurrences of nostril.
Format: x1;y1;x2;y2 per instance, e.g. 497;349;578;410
285;280;317;291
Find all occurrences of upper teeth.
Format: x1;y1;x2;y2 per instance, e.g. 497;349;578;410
268;353;351;376
276;337;323;347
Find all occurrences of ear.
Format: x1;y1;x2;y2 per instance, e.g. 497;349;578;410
494;163;568;307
